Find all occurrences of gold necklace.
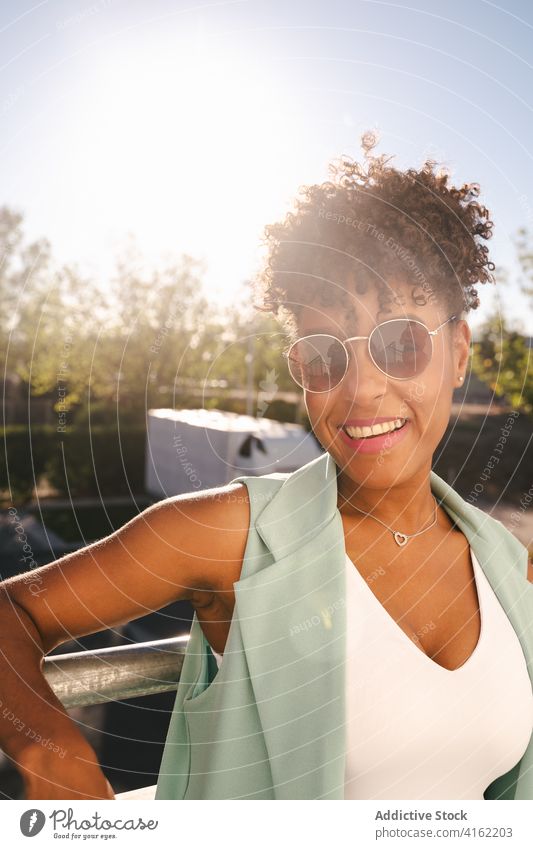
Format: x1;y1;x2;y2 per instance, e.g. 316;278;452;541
340;494;439;547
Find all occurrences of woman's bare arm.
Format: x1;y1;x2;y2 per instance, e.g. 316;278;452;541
3;482;250;653
0;482;250;798
0;598;116;799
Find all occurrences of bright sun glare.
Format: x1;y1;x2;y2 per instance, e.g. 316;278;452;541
58;36;294;300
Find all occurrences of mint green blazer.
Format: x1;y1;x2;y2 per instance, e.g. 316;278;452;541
155;451;533;800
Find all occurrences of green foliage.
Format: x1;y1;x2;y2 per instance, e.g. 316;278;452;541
1;425;146;504
0;208;307;500
471;312;533;415
45;425;146;498
516;226;533;299
0;426;51;504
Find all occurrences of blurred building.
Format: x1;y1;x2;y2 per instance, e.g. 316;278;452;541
145;407;324;498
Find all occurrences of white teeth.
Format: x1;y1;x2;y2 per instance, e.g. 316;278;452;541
343;418;406;439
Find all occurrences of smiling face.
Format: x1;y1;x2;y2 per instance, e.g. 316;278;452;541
294;279;471;492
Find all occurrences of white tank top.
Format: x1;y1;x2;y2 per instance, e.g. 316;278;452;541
212;647;224;667
344;547;533;799
209;547;533;800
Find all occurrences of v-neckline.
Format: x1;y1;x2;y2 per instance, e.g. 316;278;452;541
345;546;485;673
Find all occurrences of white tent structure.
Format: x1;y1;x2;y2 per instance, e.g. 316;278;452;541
145;408;324;498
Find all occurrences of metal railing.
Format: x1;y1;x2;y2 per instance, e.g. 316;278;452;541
43;635;189;707
42;636;190;800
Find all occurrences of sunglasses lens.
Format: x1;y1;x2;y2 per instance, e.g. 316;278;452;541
370;319;432;378
287;335;347;392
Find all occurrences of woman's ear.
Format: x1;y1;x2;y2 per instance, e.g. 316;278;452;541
453;319;471;384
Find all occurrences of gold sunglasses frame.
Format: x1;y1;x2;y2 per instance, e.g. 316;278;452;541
283;314;459;393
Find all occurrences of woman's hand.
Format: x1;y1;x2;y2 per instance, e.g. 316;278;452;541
18;740;116;800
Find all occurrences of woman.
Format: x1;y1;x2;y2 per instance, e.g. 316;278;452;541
1;135;532;801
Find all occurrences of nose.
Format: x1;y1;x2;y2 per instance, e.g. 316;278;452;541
339;339;388;403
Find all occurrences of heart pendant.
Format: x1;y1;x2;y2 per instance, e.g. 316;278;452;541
393;531;408;546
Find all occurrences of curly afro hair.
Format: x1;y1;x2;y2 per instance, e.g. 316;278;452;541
254;132;495;335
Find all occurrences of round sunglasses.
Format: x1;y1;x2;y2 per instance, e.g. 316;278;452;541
283;314;458;393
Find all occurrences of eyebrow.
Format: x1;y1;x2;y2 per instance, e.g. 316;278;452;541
299;313;423;337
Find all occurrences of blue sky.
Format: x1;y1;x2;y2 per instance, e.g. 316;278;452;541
1;0;533;333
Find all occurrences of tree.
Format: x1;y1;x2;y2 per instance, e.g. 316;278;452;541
1;208;295;430
471;311;533;415
516;226;533;299
0;206;54;386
